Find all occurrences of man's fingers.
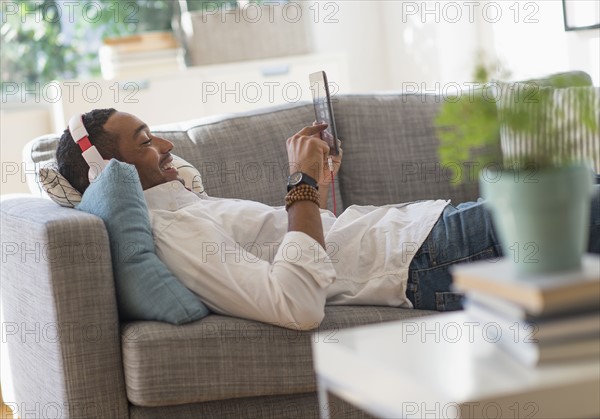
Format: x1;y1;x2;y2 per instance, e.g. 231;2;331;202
299;123;328;136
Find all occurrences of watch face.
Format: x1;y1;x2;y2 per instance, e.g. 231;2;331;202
289;172;303;185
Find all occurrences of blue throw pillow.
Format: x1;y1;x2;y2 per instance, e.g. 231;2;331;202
77;159;210;324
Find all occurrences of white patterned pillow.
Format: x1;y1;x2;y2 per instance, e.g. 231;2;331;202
38;155;207;208
39;165;83;208
172;155;207;197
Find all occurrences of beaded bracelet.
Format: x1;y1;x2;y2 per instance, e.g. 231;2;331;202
285;184;320;211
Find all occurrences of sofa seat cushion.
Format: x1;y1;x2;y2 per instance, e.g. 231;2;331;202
121;305;437;407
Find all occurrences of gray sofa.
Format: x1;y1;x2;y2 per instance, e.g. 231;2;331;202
1;94;480;418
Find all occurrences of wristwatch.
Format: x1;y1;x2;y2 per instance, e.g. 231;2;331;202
287;172;319;192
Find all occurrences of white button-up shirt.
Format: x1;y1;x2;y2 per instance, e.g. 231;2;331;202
144;181;448;330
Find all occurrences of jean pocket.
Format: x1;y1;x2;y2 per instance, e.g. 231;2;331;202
435;291;465;311
407;246;499;311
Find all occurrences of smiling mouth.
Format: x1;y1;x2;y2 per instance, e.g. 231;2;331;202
160;157;177;174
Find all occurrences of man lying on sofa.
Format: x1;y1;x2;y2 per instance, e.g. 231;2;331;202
56;109;600;330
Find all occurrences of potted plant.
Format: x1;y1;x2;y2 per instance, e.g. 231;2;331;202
435;64;598;275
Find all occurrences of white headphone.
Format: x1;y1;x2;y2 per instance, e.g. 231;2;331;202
68;114;109;182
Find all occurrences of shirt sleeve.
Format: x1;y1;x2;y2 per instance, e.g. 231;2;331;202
152;213;336;330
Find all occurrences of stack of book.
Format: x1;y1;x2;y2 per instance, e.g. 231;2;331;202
452;255;600;367
99;32;185;79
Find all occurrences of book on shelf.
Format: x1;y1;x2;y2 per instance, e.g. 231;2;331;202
451;254;600;316
99;48;185;80
99;47;184;64
99;32;184;79
103;32;178;53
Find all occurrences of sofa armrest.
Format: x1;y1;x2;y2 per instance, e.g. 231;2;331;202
1;197;128;418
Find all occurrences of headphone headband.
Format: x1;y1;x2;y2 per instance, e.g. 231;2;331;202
68;114;89;143
68;113;108;181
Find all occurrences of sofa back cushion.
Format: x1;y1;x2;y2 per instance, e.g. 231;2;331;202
333;94;479;206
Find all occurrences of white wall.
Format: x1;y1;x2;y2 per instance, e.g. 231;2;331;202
309;0;599;91
567;30;600;85
0;105;54;194
308;1;391;92
380;1;481;90
484;0;599;84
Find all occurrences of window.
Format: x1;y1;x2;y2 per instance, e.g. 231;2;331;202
1;0;176;91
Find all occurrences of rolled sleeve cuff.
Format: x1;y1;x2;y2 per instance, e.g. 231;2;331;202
274;231;336;288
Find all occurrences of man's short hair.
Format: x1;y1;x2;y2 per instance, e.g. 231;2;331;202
56;108;121;194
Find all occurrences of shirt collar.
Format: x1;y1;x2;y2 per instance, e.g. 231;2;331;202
143;180;200;211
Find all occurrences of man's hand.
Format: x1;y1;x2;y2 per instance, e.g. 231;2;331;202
286;124;331;180
304;123;343;210
285;124;331;249
317;132;343;188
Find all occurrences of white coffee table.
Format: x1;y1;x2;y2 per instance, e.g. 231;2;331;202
312;312;600;419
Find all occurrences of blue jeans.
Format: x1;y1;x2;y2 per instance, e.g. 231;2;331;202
407;183;600;312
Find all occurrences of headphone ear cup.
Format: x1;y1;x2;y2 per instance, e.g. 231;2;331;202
88;159;111;182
